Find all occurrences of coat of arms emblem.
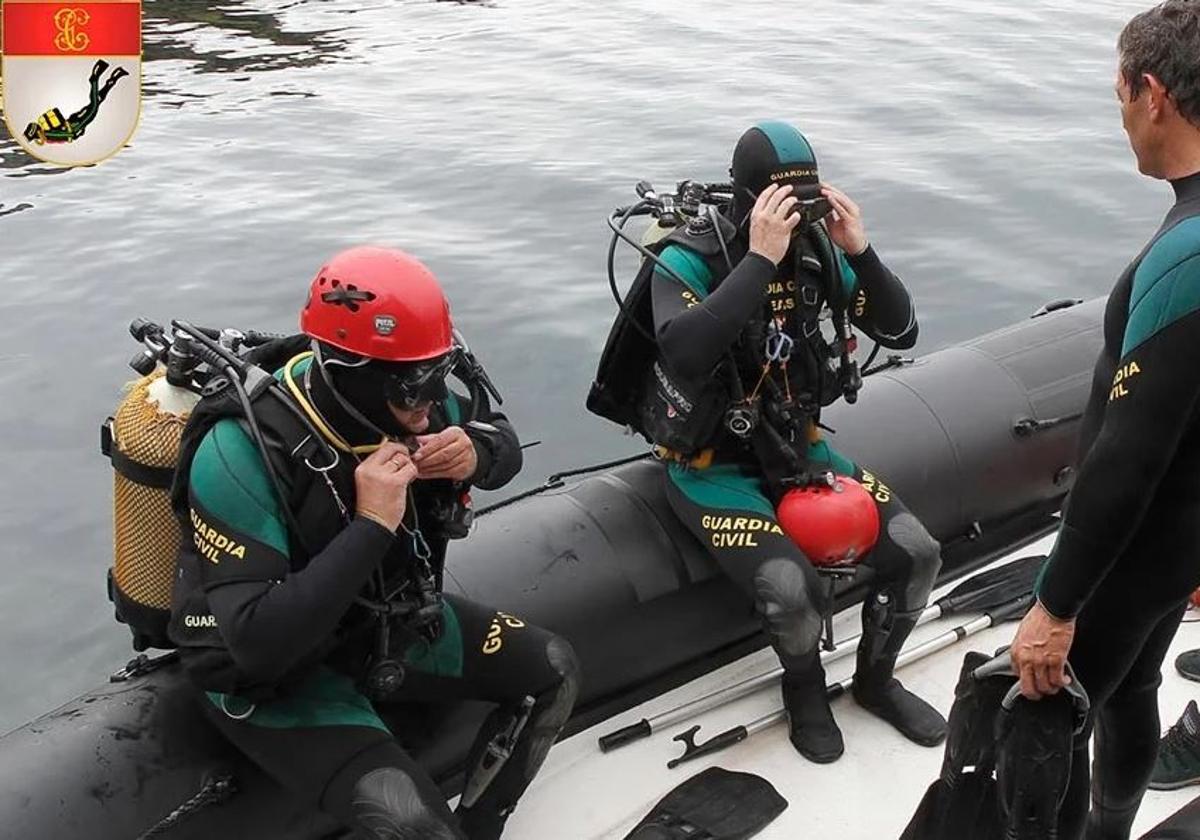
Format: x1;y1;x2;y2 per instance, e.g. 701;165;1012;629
2;0;141;166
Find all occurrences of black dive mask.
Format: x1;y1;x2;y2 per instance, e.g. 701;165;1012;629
734;183;831;236
382;354;455;410
779;178;831;232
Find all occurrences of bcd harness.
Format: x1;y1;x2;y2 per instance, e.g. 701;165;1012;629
589;202;862;489
106;322;499;699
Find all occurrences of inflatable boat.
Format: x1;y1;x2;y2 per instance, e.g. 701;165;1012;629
6;296;1172;839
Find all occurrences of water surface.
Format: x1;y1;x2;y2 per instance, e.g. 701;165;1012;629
0;0;1166;731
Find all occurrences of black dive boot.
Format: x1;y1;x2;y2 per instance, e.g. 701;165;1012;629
781;652;844;763
853;592;948;747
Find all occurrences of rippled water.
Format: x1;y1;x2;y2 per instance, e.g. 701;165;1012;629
0;0;1169;732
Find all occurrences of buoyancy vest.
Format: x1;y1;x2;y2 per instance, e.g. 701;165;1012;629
588;212;852;458
167;352;466;698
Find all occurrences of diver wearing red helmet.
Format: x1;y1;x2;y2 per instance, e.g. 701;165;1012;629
168;246;579;840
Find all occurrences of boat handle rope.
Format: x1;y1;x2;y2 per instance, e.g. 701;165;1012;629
135;768;238;840
1013;412;1083;437
475;451;654;517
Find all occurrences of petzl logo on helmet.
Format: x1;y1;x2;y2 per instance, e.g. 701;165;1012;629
2;0;142;166
374;315;397;336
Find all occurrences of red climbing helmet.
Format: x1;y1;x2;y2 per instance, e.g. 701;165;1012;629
776;477;881;567
300;246;454;362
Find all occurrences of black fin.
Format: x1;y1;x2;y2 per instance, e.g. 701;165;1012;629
624;767;788;840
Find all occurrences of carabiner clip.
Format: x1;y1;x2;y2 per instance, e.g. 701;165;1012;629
765;329;794;363
410;527;432;562
294;434;340;474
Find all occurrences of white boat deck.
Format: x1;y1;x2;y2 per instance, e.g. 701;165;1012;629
508;532;1200;839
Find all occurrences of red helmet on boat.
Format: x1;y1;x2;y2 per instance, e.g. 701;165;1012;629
776;477;880;567
300;246;453;362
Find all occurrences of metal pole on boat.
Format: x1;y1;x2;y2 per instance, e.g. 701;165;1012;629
597;554;1044;753
598;603;940;752
665;592;1034;769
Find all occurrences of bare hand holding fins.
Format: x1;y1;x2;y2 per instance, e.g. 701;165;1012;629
900;648;1088;840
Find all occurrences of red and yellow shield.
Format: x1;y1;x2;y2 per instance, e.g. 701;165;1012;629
1;0;141;166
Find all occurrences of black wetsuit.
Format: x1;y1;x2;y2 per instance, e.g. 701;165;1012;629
649;226;945;753
168;354;580;840
1034;171;1200;840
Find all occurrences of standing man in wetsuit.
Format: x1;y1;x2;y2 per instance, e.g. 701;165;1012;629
1010;3;1200;837
645;122;946;763
168;247;579;839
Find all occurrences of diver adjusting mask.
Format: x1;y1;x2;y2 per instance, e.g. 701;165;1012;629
773;171;831;232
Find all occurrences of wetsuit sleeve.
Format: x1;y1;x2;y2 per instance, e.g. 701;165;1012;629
444;391;522;490
839;245;918;349
652;244;776;380
1037;243;1200;618
189;419;396;683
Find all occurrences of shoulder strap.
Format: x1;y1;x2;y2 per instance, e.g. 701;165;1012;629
660;211;741;297
173;362;341;561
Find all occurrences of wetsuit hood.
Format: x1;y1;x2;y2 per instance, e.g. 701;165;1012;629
730;121;823;224
307;348;413;444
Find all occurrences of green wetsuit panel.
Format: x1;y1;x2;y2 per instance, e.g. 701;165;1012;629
207;666;389;732
189;418;289;556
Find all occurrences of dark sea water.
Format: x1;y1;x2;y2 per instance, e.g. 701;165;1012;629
0;0;1171;732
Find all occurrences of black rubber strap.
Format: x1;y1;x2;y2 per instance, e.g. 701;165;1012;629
109;444;177;489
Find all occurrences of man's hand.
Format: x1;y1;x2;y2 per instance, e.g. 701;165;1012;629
1010;601;1077;700
821;183;869;257
749;183;802;265
413;427;478;482
354;442;418;531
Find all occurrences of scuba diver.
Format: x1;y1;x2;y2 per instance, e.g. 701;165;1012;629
167;247;580;840
22;59;129;145
1009;2;1200;837
592;121;946;764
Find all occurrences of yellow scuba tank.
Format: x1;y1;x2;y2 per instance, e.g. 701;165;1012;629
103;370;199;650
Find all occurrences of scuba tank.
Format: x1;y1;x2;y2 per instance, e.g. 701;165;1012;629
102;324;203;651
104;372;198;651
588;180;737;447
23;107;67;144
101;320;293;650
